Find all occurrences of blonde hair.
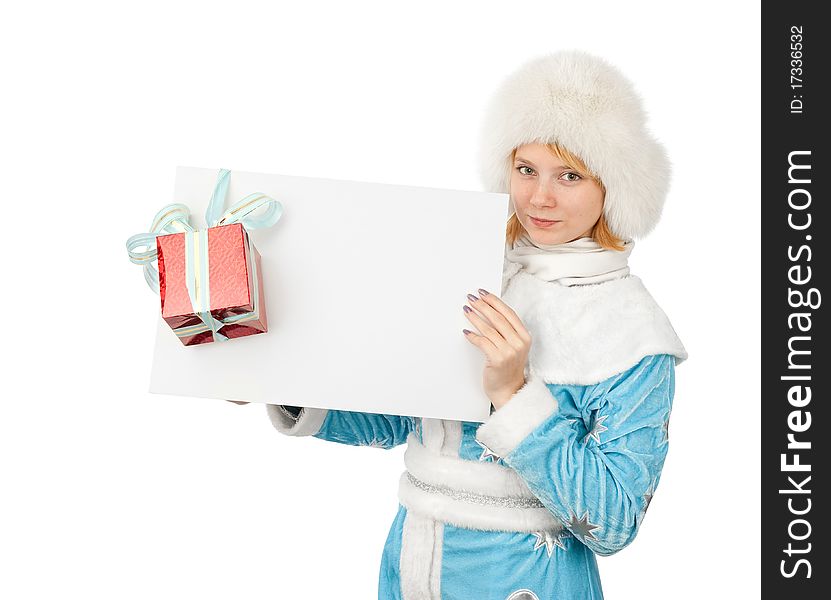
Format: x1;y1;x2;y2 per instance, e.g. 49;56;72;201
506;144;626;251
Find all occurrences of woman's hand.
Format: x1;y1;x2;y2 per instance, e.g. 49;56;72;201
462;288;531;411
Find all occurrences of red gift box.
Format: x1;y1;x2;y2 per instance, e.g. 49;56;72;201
156;222;268;346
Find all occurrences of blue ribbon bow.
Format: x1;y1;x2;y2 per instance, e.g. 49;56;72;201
127;169;283;342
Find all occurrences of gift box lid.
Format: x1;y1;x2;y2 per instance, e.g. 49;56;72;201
157;223;254;319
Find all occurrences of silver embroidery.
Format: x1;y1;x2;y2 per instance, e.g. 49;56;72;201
640;480;657;522
406;472;545;509
505;590;539;600
357;437;388;448
531;529;569;556
567;510;600;542
583;414;609;444
476;439;504;464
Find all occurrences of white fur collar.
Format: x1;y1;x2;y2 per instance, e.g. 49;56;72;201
501;269;688;385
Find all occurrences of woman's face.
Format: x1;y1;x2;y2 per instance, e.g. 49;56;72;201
510;143;604;246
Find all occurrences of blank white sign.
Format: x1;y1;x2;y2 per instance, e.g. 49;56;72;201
149;166;509;422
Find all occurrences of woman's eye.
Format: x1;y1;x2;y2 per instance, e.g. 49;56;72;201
517;166;535;176
561;172;582;182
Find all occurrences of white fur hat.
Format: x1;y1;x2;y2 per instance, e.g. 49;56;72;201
477;50;671;240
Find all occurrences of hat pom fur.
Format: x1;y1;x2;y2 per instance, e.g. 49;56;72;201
477;50;671;240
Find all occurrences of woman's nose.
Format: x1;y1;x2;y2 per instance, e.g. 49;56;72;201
530;181;557;206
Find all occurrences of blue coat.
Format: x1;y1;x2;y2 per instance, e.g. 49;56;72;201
270;353;677;599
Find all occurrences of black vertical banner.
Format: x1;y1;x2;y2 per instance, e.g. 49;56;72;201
762;4;827;598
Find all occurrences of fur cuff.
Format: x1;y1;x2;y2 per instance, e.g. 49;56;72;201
475;375;558;457
266;404;328;437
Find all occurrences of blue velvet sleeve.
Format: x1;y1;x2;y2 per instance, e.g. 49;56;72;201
313;410;415;449
475;353;675;556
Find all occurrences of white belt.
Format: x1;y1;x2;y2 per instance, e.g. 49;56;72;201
397;434;562;533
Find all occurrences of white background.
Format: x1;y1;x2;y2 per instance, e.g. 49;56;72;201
1;1;760;598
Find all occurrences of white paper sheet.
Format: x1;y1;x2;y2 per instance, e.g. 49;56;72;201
149;166;509;422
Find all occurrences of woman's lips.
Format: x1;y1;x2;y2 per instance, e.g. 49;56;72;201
529;216;561;228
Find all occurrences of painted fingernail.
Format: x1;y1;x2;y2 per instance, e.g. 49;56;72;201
467;293;478;302
463;305;472;313
478;288;490;296
463;329;472;335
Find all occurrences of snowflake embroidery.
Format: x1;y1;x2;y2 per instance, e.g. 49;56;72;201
643;481;657;512
583;414;609;444
531;529;569;557
636;481;658;526
505;590;540;600
357;437;388;448
475;439;504;464
567;511;600;543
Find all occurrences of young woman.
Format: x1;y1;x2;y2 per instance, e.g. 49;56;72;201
262;51;687;600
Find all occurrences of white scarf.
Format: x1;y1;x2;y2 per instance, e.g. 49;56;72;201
504;231;634;286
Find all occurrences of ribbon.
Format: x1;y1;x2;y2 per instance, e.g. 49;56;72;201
127;169;283;343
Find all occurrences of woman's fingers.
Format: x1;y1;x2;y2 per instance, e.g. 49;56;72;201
477;289;532;342
462;327;499;362
465;290;528;349
463;305;502;349
463;289;532;407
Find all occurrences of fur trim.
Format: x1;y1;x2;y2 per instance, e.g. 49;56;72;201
475;375;558;458
404;433;536;497
420;418;462;456
397;472;561;533
502;271;688;385
477;50;671;240
400;511;443;599
265;404;328;436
